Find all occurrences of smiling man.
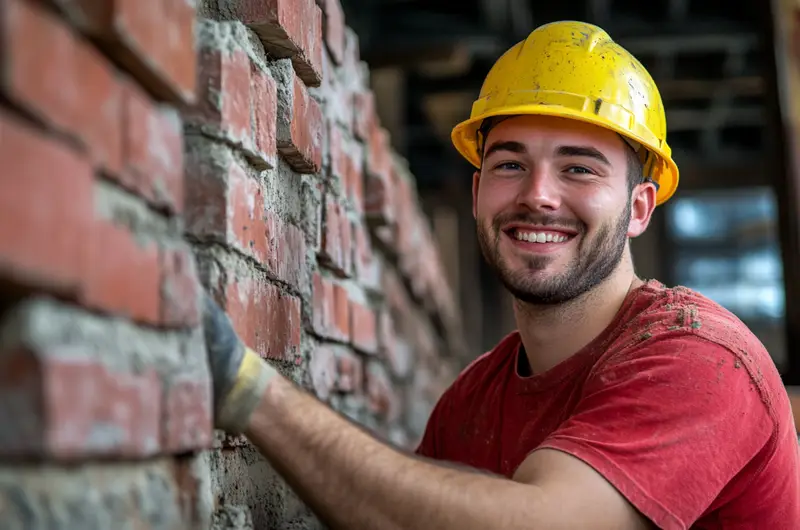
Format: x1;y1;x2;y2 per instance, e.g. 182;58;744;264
200;21;800;530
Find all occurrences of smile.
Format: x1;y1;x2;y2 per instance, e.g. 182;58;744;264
512;229;571;243
503;224;578;247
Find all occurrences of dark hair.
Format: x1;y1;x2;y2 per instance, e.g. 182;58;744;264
625;145;645;193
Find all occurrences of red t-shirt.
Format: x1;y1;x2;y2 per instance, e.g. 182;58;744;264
416;280;799;529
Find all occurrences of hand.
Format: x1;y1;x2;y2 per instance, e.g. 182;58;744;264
201;291;278;433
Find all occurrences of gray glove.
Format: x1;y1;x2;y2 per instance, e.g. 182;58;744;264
201;292;279;433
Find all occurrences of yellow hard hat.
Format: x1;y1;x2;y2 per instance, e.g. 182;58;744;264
451;21;679;205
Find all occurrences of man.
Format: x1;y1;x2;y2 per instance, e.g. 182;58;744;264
202;21;800;529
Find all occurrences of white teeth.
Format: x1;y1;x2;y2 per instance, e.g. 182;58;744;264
513;230;570;243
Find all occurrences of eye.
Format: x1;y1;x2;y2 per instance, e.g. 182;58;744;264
565;165;593;175
493;161;524;172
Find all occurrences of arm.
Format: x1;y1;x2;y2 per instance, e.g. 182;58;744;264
245;374;651;530
202;294;652;530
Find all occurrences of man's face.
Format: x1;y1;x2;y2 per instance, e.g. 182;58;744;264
472;115;655;305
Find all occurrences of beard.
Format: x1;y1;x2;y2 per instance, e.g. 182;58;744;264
477;202;631;305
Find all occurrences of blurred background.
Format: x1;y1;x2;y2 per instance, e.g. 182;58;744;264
341;0;800;385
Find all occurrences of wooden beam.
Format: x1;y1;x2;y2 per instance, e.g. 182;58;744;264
670;159;766;190
667;106;763;131
619;32;760;55
763;0;800;384
659;76;764;100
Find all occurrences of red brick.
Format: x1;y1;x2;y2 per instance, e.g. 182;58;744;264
366;362;399;421
335;347;363;394
74;39;124;176
162;376;214;452
183;144;229;240
160;245;201;328
122;82;184;214
72;0;197;105
318;0;345;65
309;343;337;401
0;0;75;133
227;0;323;87
190;47;252;148
348;150;365;212
368;125;392;181
352;220;373;281
329;123;345;183
187;153;306;289
0;0;70;117
311;273;333;337
221;273;301;361
320;195;352;276
365;170;394;227
0;110;93;294
265;211;306;289
1;0;123;175
228;163;269;263
311;274;349;342
332;283;351;341
364;128;395;226
83;221;161;324
278;73;323;173
250;64;278;169
329;123;364;210
0;350;161;459
350;301;378;354
353;90;375;141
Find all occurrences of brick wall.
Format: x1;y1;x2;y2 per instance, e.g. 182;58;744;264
0;0;465;528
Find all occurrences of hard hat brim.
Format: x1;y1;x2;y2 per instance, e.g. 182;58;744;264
451;104;680;206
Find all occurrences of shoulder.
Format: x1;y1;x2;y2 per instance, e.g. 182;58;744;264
600;281;786;421
613;281;774;365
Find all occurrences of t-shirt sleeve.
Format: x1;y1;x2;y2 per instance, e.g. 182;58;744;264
535;335;774;530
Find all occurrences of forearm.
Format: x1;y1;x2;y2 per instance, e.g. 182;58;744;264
245;375;541;530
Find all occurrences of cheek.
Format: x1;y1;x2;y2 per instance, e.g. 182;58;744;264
568;188;626;231
476;177;516;218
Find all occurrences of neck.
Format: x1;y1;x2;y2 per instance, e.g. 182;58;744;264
514;257;643;376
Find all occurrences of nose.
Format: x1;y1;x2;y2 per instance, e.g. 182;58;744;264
516;165;561;211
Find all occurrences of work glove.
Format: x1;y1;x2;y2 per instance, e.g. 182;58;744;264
201;291;279;434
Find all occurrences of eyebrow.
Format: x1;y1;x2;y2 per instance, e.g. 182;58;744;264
483;140;527;159
482;141;612;167
556;145;611;166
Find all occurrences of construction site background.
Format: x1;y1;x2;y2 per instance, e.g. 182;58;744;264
0;0;798;528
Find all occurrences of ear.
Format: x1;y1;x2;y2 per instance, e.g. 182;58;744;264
627;181;657;238
472;170;481;219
